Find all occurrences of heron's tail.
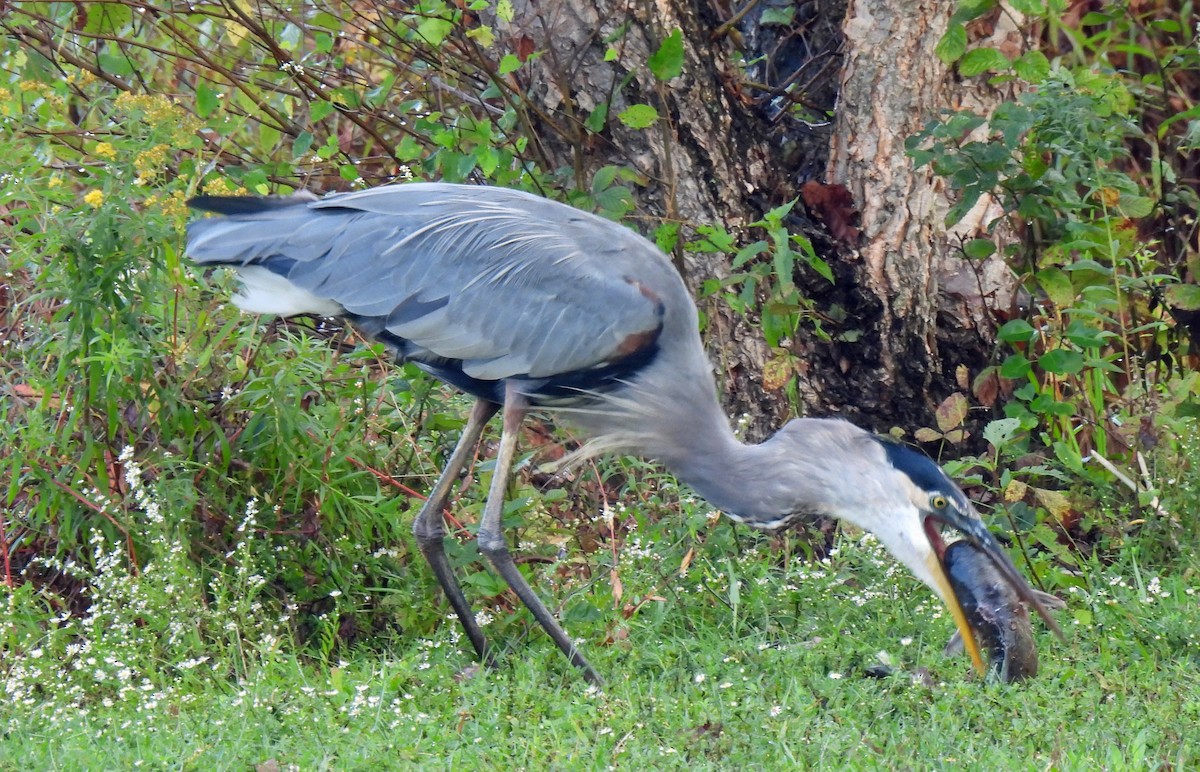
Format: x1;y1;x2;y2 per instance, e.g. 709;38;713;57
187;190;318;217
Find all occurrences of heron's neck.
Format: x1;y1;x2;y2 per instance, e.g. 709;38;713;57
651;400;797;524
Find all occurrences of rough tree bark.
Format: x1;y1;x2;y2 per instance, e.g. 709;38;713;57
829;0;1030;429
496;0;1027;436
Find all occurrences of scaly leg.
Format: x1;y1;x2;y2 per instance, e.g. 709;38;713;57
476;383;602;683
412;399;499;664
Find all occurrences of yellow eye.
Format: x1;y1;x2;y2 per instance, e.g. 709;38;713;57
930;494;948;510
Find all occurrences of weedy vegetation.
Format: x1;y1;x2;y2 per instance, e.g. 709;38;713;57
2;1;1198;768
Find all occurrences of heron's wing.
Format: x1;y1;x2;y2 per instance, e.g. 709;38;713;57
186;183;675;382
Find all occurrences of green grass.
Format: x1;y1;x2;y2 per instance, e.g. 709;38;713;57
3;524;1197;770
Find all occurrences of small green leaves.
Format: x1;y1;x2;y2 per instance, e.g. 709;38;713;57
647;29;684;81
936;23;968;64
82;2;133;35
963;238;996;259
762;6;795;25
498;54;522;75
1014;51;1050;83
1036;267;1076;308
998;319;1037;344
983;417;1023;449
618;104;659;129
196;82;220;119
1166;284;1200;311
1037;349;1085;375
958;47;1009;77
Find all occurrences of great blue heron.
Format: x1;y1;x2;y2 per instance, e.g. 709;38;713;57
186;183;1060;683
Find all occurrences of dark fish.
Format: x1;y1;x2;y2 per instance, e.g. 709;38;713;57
943;540;1040;682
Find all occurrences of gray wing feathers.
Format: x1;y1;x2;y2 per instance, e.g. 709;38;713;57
187;183;674;381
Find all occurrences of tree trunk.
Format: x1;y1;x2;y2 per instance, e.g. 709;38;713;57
500;0;1024;436
829;0;1030;430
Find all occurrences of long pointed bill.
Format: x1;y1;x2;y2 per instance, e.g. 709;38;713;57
925;507;1065;642
922;549;988;674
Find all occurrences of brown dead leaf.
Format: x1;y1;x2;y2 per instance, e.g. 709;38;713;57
515;35;536;62
914;427;943;443
955;364;970;391
610;568;623;604
973;368;1001;408
761;355;794;391
679;547;694;576
935;393;969;433
1032;487;1073;521
602;624;630;645
690;721;724;739
943;429;969;444
1004;479;1029;502
800;180;860;244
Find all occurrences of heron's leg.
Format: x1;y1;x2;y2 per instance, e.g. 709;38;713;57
412;398;499;664
476;384;602;684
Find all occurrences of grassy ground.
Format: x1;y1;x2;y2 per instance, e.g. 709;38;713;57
3;526;1196;770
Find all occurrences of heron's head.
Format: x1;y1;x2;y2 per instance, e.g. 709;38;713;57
860;437;1063;673
769;420;1060;674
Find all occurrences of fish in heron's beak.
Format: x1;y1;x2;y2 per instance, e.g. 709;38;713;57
920;502;1064;677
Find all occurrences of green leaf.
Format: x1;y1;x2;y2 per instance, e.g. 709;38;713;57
466;25;495;48
998;319;1036;344
339;163;360;182
1009;0;1047;12
279;23;302;51
1013;51;1050;83
83;3;133;35
584;102;609;134
292;131;314;158
1030;394;1075;416
1166;284;1200;311
196;82;220;119
311;11;342;30
396;135;423;161
762;6;796;25
1064;320;1107;348
1000;353;1032;379
258;123;281;153
963;238;996;259
594;185;634;218
97;52;135;77
417;16;454;46
647;29;684;81
617;104;659;129
982;417;1023;448
1036;267;1075;308
935;23;967;64
958;47;1010;77
1119;194;1155;218
1038;349;1085;375
761;199;797;226
498;54;522;75
310;101;335;122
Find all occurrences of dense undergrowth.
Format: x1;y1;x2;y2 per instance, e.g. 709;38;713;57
1;2;1198;764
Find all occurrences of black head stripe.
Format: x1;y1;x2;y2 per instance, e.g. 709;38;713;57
874;438;966;505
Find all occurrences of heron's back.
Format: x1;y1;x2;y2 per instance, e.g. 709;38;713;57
186;184;708;412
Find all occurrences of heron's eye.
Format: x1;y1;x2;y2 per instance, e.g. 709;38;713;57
929;494;949;511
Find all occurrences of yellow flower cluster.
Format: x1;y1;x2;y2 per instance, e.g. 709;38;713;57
144;190;190;227
84;190;105;208
94;142;117;159
113;93;202;144
134;143;171;183
202;178;247;197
